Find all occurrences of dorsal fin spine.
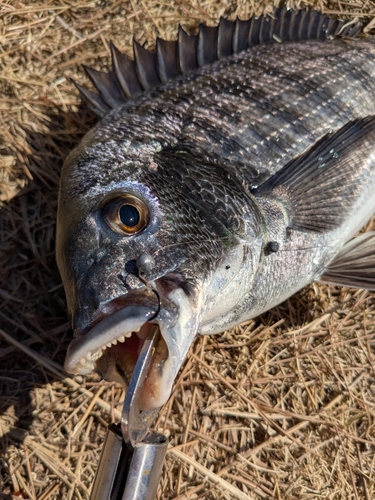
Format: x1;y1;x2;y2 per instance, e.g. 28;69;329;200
292;9;303;40
296;9;308;40
217;17;235;59
133;40;161;90
72;79;110;117
198;24;218;66
233;18;250;53
316;13;327;40
178;26;198;74
110;42;142;99
156;38;180;82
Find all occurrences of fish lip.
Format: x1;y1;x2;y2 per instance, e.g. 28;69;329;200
74;287;160;337
64;305;159;375
64;288;160;375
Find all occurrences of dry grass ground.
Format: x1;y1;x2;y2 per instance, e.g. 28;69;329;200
1;0;375;499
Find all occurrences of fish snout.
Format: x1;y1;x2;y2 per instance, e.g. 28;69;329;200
71;258;152;333
72;284;159;334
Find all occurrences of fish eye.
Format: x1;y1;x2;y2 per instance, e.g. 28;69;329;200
102;194;149;235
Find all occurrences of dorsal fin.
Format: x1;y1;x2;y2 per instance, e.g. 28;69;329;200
156;38;179;82
82;66;125;109
218;17;235;58
133;39;161;90
110;42;142;99
178;25;198;73
74;7;362;117
72;80;111;117
198;24;218;66
233;18;251;52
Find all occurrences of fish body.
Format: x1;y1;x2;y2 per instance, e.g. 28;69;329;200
57;10;375;409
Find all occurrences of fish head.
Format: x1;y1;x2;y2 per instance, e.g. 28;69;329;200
56;121;263;410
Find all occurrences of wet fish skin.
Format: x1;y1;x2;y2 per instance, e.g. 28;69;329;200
57;27;375;408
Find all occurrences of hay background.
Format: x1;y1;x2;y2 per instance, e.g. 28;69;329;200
1;0;375;499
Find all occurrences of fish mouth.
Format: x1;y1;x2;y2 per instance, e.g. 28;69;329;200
64;286;198;410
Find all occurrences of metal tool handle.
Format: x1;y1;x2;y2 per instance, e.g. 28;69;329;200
122;431;167;500
89;424;132;500
89;424;168;500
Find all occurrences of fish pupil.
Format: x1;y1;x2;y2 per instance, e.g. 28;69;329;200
120;204;140;227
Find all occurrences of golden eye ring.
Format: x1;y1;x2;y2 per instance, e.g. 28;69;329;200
102;194;149;236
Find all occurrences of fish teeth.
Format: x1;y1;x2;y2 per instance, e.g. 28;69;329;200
91;349;103;361
77;329;137;373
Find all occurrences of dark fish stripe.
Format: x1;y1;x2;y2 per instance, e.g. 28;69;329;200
77;7;362;116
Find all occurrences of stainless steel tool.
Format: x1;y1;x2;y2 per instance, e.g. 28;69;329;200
89;327;168;500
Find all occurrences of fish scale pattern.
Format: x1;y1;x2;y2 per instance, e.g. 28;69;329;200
169;41;375;184
71;39;375;199
138;159;237;285
134;159;253;289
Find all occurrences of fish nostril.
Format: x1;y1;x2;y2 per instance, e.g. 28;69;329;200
119;262;147;290
124;259;138;275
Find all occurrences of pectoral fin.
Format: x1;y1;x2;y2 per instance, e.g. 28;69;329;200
320;232;375;290
252;116;375;233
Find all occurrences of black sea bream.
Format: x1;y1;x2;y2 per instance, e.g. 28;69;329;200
56;9;375;410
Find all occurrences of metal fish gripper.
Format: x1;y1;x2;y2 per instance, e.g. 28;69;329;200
89;327;168;500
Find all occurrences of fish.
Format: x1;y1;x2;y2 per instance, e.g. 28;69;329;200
56;7;375;411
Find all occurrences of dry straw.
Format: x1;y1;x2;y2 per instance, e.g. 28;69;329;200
1;0;375;499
